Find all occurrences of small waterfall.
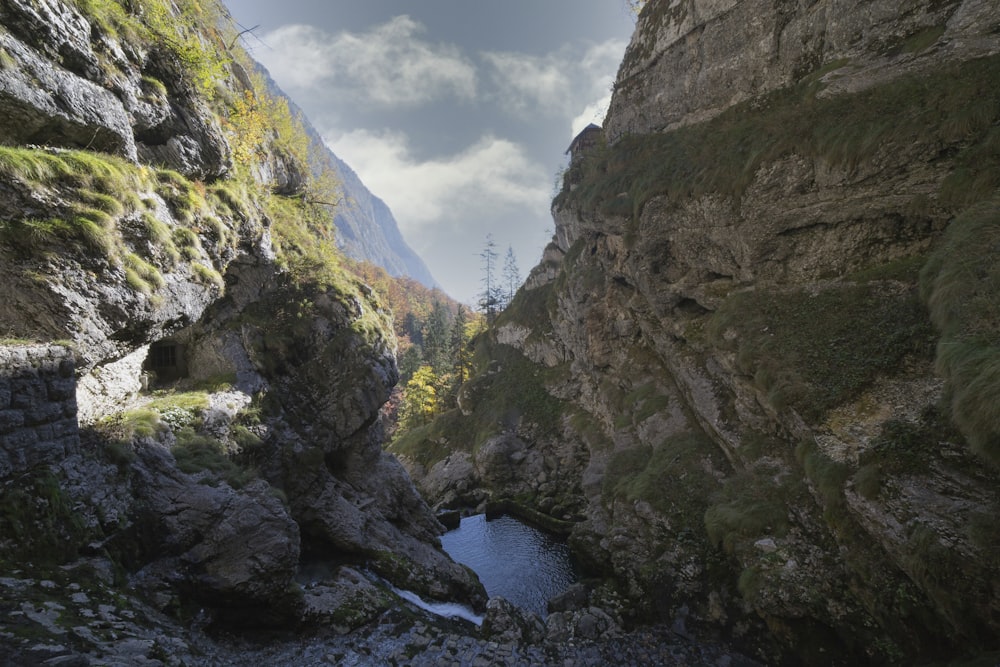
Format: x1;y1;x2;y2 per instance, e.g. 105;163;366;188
389;586;484;626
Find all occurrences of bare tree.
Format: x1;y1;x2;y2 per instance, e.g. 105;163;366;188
503;245;521;309
478;234;501;321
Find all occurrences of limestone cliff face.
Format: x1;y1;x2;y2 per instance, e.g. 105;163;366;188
607;0;1000;138
400;0;1000;664
0;0;482;650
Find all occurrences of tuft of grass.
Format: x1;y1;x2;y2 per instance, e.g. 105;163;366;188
78;189;125;217
157;169;205;224
796;440;850;509
0;218;74;249
120;408;163;440
704;462;795;554
736;566;764;599
123;252;165;294
852;463;882;500
0;47;15;70
191;261;224;289
147;390;210;412
141;213;182;264
140;74;167;97
920;201;1000;464
172;428;255;488
210;182;249;219
898;25;947;55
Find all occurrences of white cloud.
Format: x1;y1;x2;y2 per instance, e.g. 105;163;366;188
579;39;628;85
255;17;477;107
571;92;612;138
326;129;551;234
481;51;573;115
481;38;626;131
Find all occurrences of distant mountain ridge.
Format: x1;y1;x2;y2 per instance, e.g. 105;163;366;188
327;152;440;289
257;66;441;290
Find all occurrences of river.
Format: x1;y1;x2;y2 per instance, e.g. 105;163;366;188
439;513;578;618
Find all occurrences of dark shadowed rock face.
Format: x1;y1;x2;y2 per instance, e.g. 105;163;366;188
130;447;300;613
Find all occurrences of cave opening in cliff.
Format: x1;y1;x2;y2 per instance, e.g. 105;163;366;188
143;340;188;385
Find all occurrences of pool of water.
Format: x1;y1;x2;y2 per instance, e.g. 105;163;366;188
439;513;578;618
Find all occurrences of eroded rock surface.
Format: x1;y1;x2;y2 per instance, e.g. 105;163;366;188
0;0;484;650
397;1;1000;664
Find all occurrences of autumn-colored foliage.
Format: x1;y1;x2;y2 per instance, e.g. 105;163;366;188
344;260;484;437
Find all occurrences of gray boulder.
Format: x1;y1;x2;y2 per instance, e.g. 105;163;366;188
481;597;546;644
129;445;300;617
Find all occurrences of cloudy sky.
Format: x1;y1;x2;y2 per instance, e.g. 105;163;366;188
221;0;636;305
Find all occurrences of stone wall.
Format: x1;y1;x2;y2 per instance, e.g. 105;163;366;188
0;344;79;477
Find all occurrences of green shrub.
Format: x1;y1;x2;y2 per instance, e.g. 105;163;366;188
704;462;795;554
466;338;567;442
231;424;264;451
859;406;963;477
708;282;933;422
102;440;137;468
388;411;465;469
0;470;91;565
603;432;723;525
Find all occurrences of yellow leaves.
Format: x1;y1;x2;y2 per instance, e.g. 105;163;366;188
224;74;312;188
400;365;441;428
227;89;270;165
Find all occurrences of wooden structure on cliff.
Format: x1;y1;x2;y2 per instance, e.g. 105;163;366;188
566;123;603;164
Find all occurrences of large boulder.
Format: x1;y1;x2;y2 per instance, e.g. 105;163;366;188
481;597;546;644
128;445;300;619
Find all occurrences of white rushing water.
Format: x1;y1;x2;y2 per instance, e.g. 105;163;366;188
389;585;484;626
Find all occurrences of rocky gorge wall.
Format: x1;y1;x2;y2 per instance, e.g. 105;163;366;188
0;0;485;662
395;0;1000;664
